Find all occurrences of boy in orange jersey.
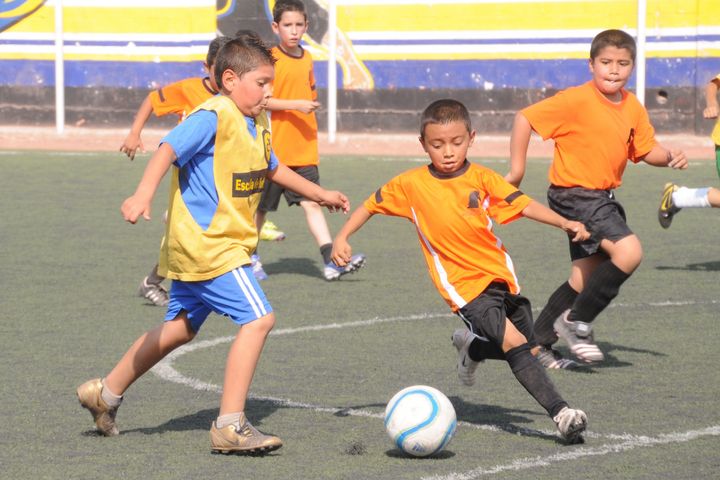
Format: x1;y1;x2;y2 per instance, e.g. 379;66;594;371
506;29;688;368
77;36;352;453
121;35;285;305
332;99;590;444
253;0;366;281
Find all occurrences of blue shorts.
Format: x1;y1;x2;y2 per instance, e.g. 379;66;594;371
164;265;272;332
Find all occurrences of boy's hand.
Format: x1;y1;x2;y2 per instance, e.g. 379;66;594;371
296;100;321;114
121;195;152;224
120;134;144;161
704;103;719;119
317;190;350;214
331;238;352;267
667;150;688;170
562;220;590;242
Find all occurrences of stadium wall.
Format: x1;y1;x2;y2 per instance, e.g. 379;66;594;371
1;0;719;135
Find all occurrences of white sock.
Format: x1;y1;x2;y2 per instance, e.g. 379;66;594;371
216;412;244;429
672;187;711;208
100;379;123;408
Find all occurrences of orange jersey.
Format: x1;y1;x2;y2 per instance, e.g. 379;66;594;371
522;81;657;190
148;77;217;121
270;46;319;167
364;161;532;312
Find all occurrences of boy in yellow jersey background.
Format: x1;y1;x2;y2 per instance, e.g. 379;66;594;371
507;30;687;368
658;73;720;228
332;99;590;443
253;0;365;281
77;36;351;454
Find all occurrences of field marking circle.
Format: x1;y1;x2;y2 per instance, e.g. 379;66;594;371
151;302;720;477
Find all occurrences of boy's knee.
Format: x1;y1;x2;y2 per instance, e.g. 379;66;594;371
250;313;276;335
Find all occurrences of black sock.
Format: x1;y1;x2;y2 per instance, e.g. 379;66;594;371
320;243;333;264
569;260;630;324
469;337;506;361
505;344;567;417
147;264;165;285
534;282;578;346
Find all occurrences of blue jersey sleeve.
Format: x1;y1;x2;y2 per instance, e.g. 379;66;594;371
161;110;218;167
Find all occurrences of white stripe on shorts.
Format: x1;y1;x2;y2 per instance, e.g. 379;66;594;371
231;268;267;318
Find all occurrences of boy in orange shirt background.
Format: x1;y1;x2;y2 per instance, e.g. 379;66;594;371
253;0;366;281
333;99;590;443
506;29;687;368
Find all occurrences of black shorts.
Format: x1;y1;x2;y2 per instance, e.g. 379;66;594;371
547;186;633;261
457;282;535;355
258;165;320;212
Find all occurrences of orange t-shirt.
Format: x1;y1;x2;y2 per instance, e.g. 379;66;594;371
522;81;657;190
148;77;217;121
270;46;319;167
364;161;532;312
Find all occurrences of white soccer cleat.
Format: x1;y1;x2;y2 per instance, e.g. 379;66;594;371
553;311;604;364
553;406;587;444
451;329;481;386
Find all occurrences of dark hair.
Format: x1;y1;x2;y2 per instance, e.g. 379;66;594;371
206;36;232;67
213;36;275;89
234;29;264;43
590;29;636;62
273;0;307;23
420;99;472;138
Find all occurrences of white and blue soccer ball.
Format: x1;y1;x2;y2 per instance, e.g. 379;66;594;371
384;385;457;457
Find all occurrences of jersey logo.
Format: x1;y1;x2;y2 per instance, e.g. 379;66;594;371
262;128;272;164
468;191;480;208
232;170;267;197
0;0;46;33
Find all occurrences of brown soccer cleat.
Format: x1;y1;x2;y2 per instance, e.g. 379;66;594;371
210;414;283;455
76;378;119;436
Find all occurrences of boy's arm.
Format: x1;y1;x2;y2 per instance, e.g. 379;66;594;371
332;207;373;267
704;78;720;119
521;199;590;242
267;163;349;213
506;112;533;187
639;145;687;169
265;98;321;114
120;95;154;161
121;142;176;223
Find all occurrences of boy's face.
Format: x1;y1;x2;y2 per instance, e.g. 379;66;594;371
205;62;220;92
222;64;274;117
419;121;475;174
589;46;634;101
272;11;308;51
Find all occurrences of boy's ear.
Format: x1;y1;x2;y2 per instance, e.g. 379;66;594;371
418;135;428;152
203;62;210;73
271;21;279;35
468;129;476;146
221;69;236;90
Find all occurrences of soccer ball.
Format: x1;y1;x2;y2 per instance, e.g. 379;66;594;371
384;385;457;457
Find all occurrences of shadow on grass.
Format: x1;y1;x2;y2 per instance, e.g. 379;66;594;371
553;341;667;372
264;256;321;278
385;448;456;459
450;397;566;444
656;260;720;271
118;398;284;436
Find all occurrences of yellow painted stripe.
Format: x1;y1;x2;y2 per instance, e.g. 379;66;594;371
5;6;215;34
0;52;205;61
339;0;719;32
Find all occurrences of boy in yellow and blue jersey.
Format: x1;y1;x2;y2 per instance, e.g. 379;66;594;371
76;35;351;454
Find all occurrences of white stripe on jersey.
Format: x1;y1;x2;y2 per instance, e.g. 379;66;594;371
231;268;267;318
411;207;467;309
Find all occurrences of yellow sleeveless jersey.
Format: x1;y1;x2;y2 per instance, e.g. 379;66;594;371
159;95;272;281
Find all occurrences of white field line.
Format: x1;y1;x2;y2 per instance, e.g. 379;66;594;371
151;300;718;440
422;426;720;480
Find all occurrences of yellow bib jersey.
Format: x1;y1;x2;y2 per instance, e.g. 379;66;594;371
159;95;273;281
